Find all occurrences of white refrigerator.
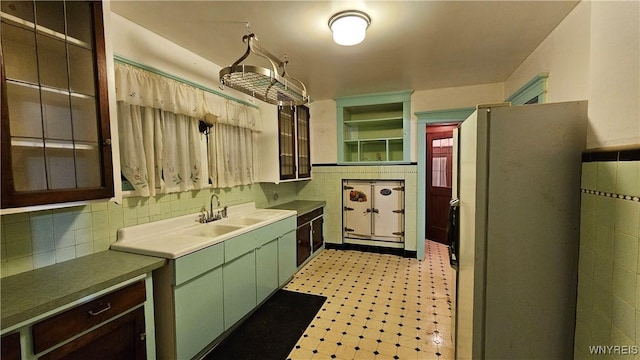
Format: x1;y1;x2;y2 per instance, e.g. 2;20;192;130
451;101;587;359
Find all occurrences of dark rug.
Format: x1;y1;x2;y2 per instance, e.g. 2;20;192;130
204;290;327;360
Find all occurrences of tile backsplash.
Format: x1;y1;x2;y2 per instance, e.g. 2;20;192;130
297;164;418;251
574;149;640;359
0;182;299;277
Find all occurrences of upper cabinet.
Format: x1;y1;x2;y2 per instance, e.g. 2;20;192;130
1;0;113;209
256;105;311;183
336;91;412;164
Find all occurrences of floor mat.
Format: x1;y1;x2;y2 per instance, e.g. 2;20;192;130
204;289;327;360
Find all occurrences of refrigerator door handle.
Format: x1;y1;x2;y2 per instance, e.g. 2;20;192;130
447;198;460;270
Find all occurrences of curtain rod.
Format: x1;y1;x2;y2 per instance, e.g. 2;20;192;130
113;54;259;109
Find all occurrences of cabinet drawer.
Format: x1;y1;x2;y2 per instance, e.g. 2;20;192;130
224;231;257;262
1;332;21;360
38;307;146;360
174;242;224;285
257;216;296;246
32;281;146;354
297;207;323;226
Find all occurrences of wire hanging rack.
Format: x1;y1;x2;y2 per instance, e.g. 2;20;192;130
219;33;309;107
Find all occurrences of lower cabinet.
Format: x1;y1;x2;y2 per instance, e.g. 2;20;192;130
31;280;148;360
278;230;297;286
223;251;257;330
39;308;146;360
154;215;297;359
256;238;279;304
296;207;324;267
312;216;324;252
154;242;225;360
296;223;312;267
174;267;224;360
1;332;21;360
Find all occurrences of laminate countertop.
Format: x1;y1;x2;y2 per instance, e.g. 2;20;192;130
1;250;165;330
268;200;326;215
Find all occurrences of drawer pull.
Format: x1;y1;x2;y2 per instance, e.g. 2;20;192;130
88;302;112;316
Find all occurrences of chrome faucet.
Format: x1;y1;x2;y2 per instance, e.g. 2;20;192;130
210;194;220;220
198;194;227;223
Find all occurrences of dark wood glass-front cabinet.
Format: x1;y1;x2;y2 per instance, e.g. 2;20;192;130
295;106;311;178
0;0;113;209
277;105;310;181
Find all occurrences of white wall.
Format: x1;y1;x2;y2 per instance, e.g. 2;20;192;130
505;0;639;149
586;1;640;149
410;83;504;161
411;82;504;112
309;83;505;163
505;1;591;103
309;99;338;164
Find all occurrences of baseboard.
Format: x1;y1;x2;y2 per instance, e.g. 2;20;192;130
325;242;417;258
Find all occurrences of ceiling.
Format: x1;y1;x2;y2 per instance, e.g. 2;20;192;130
110;1;579;101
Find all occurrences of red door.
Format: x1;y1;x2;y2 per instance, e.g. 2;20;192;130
426;125;457;244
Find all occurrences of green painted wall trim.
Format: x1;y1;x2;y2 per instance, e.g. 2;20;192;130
114;54;259;109
335;90;413;107
506;72;549;105
415;107;475;123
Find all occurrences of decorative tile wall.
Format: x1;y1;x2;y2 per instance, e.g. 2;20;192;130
574;150;640;359
0;182;299;277
297;165;418;251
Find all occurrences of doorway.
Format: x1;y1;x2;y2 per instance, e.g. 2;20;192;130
426;125;457;244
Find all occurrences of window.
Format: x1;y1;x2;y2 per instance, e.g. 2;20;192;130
431;137;453;188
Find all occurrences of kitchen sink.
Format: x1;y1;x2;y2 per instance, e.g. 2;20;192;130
185;224;243;238
111;202;297;259
225;217;264;226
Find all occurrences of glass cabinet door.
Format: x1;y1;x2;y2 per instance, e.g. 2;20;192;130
1;0;113;208
296;106;310;179
278;106;296;180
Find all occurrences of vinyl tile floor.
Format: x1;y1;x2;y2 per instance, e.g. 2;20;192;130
284;240;454;360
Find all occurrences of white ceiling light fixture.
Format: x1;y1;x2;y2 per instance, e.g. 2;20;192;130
328;10;371;46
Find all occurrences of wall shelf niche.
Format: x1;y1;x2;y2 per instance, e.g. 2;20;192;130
336;91;412;164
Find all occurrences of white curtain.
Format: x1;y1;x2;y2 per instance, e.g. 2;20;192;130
161;112;203;193
208;123;254;188
118;102;204;196
115;63;203;118
115;61;261;194
202;92;262;131
118;103;162;196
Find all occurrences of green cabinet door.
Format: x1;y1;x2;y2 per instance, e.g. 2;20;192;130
278;230;297;286
223;251;257;330
174;266;224;360
256;238;279;304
